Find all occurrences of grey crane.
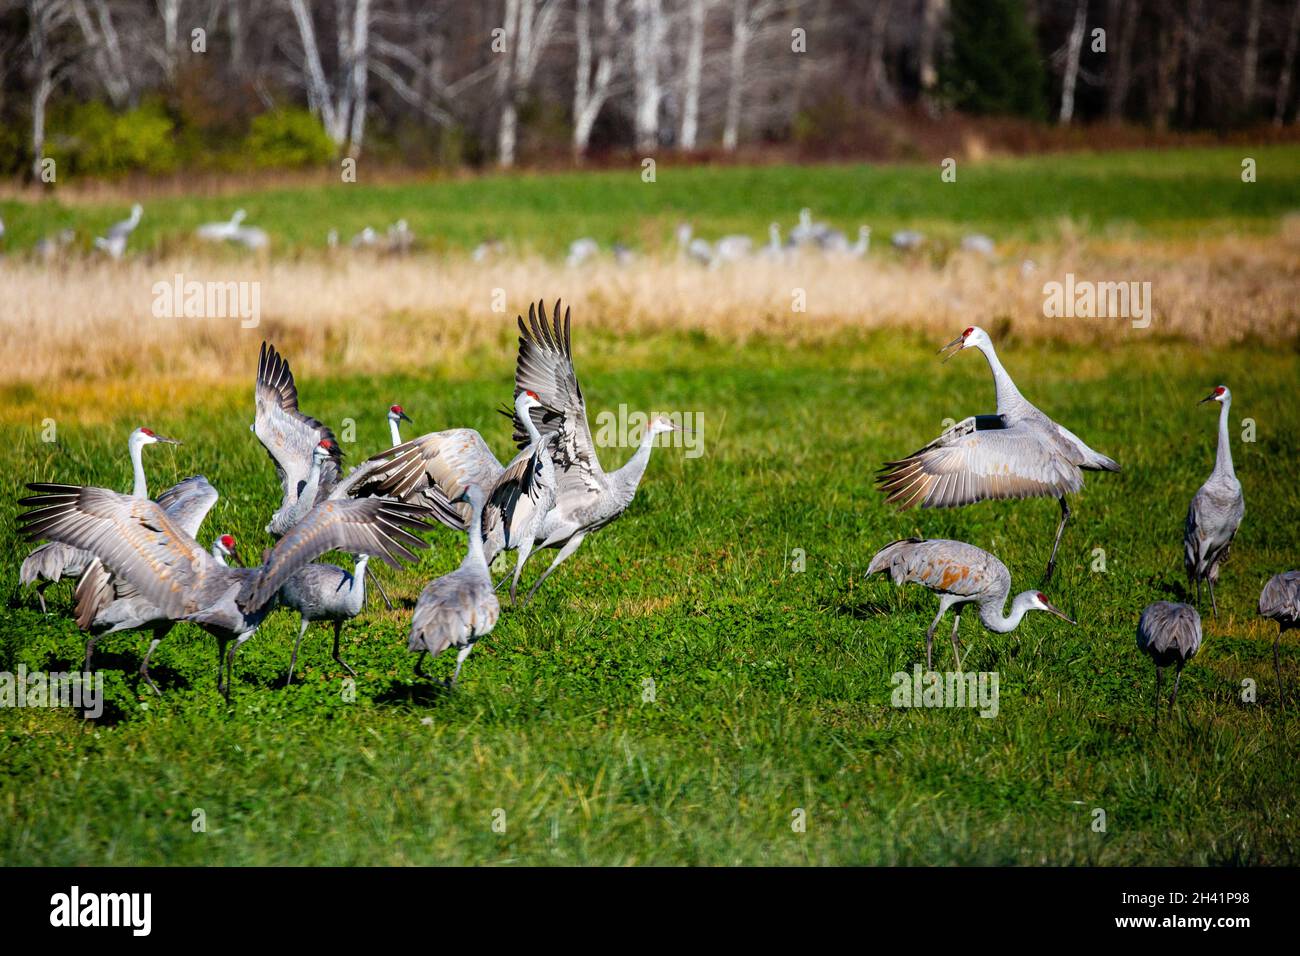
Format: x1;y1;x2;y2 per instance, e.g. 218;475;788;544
19;426;178;613
866;538;1074;669
1136;601;1203;730
675;223;713;266
377;389;559;603
566;237;599;267
196;209;246;242
387;403;413;447
504;300;680;602
891;229;925;250
19;473;433;700
94;203;142;259
877;325;1120;582
1184;386;1245;618
76;473;222;684
1258;570;1299;707
278;554;370;686
408;485;499;686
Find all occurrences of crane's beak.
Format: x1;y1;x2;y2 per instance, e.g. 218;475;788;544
1044;600;1076;625
228;550;244;568
399;410;413;423
1197;392;1218;405
155;434;181;445
939;335;965;364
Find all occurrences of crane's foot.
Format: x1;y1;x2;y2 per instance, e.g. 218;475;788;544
138;666;162;698
335;656;357;679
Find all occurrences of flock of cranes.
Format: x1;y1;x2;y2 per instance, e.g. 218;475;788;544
866;325;1292;726
8;293;1294;720
4;205;995;267
17;300;683;699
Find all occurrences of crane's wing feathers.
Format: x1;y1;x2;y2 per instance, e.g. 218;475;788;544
246;498;432;611
512;299;604;498
156;475;220;538
1137;602;1202;661
254;341;342;507
1260;571;1300;624
867;537;1008;598
877;415;1084;510
18;483;212;620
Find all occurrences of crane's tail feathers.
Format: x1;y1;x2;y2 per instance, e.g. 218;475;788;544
866;538;924;578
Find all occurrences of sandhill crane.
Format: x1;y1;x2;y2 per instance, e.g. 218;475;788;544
385;219;413;255
877;326;1120;582
759;223;786;261
409;485;499;686
387;404;413;446
1184;386;1245;618
472;239;504;263
789;208;832;247
35;228;76;261
504;300;681;602
19;475;433;699
19;426;178;613
891;230;924;250
1259;570;1299;707
196;209;247;242
376;390;559;602
327;229;339;250
847;225;871;257
232;222;269;251
278;554;370;685
1136;601;1203;730
867;538;1074;669
94;203;142;259
351;227;378;249
675;223;713;265
567;237;599;267
712;234;753;265
961;233;996;257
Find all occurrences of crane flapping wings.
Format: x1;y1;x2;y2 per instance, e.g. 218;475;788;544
244;497;433;611
511;299;603;498
19;483;213;621
254;341;342;510
877;414;1084;510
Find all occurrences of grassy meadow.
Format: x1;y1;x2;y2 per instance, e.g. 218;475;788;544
1;147;1298;865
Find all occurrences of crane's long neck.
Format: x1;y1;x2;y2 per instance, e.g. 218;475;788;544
521;406;543;447
1214;397;1235;479
611;428;658;507
129;437;148;498
974;340;1028;416
389;418;402;447
350;555;369;606
292;455;324;521
463;496;487;572
978;592;1032;634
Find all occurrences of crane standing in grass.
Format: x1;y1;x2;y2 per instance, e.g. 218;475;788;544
278;554;371;685
866;538;1075;670
876;326;1119;582
408;485;499;686
1259;570;1299;707
1184;386;1245;618
1136;601;1203;730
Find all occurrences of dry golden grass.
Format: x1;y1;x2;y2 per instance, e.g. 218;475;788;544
1;234;1296;418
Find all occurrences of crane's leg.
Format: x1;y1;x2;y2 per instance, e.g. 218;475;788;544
949;611;963;671
450;643;475;686
286;617;310;686
1207;577;1219;619
369;572;394;612
332;621;356;678
83;634;101;674
413;650;429;679
216;636;231;697
1274;633;1285;710
1153;665;1161;732
1171;662;1184;711
523;533;587;607
510;539;539;606
1195;578;1202;608
1044;497;1071;583
224;630;254;701
36;583;49;616
138;624;172;697
924;607;945;671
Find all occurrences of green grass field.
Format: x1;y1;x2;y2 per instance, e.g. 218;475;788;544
3;144;1300;254
1;327;1298;865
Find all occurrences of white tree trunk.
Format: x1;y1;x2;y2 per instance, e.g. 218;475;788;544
1277;0;1300;126
1058;0;1087;124
632;0;664;152
679;0;706;150
721;0;749;151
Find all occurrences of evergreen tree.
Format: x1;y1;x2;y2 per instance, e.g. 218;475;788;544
940;0;1048;120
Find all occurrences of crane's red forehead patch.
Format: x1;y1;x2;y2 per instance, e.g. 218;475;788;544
1037;592;1048;602
1215;386;1226;396
319;438;334;448
963;327;974;337
220;534;236;548
526;390;539;400
390;404;402;413
140;427;155;436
